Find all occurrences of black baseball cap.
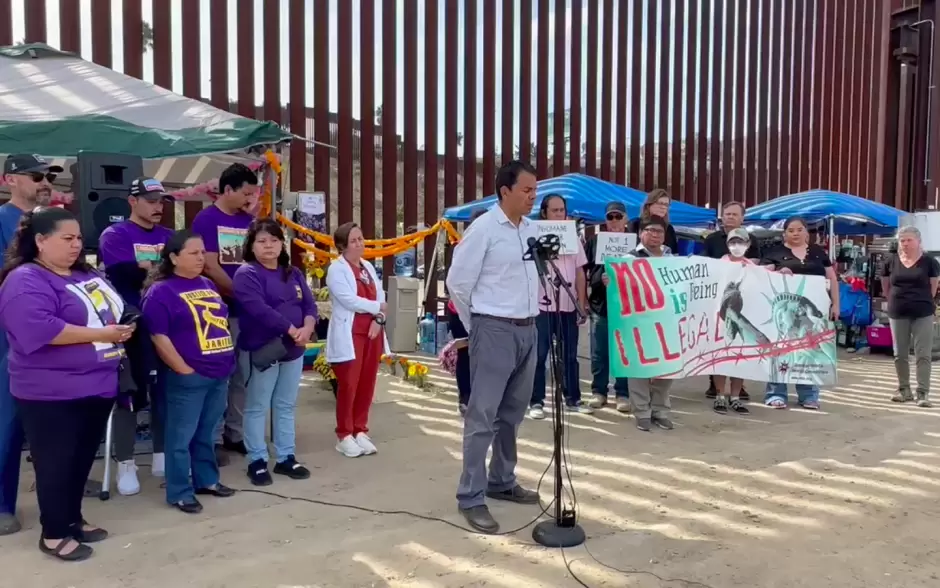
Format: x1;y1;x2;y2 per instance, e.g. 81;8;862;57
129;176;174;201
3;154;64;175
605;202;627;216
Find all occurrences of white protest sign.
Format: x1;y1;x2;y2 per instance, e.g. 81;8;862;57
595;232;638;263
533;220;579;254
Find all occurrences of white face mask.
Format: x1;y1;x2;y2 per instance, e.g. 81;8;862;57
728;243;748;258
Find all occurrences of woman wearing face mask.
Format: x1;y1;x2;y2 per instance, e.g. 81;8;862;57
712;228;754;415
759;217;839;410
326;222;390;458
234;219;317;485
881;226;939;407
627;189;679;253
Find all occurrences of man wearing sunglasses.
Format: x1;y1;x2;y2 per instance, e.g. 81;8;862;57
583;201;631;413
0;154;62;535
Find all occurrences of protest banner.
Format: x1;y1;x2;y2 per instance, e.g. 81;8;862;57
604;256;837;384
533;220;579;254
595;232;638;264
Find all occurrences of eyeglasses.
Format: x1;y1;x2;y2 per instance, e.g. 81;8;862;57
606;213;624;221
17;172;56;183
643;227;665;234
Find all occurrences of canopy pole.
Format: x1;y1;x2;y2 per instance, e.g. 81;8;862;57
828;215;837;261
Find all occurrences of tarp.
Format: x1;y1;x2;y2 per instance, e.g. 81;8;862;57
442;173;717;226
743;190;905;235
0;43;292;189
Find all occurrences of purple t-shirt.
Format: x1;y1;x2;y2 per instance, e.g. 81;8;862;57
99;220;174;265
191;205;254;280
233;263;318;361
0;265;125;401
142;274;235;380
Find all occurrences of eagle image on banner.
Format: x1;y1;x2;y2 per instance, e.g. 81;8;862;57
604;257;838;385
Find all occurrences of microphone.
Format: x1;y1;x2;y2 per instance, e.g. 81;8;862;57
525;236;550;277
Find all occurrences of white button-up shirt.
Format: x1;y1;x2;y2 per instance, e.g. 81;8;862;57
446;205;540;331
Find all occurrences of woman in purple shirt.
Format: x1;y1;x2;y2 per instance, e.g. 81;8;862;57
234;219;317;486
142;230;236;514
0;207;133;561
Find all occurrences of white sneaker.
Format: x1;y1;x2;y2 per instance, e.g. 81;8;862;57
336;435;364;458
354;433;377;455
117;460;141;496
528;405;546;419
151;453;165;478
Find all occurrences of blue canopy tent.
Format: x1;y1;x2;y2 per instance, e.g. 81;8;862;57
442;173;717;227
743;190;905;236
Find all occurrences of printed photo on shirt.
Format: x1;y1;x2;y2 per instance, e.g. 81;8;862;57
295;284;303;299
218;226;249;265
179;288;234;354
66;277;126;361
133;243;165;263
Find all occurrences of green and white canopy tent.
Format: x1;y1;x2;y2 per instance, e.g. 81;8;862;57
0;43;293;193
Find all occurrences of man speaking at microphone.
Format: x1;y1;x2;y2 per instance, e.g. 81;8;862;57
447;160;541;533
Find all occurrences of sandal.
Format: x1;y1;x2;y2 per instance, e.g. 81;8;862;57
729;398;750;415
713;397;728;414
73;519;108;543
766;398;787;409
800;400;819;410
38;537;93;562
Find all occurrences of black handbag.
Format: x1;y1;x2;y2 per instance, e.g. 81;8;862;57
250;337;290;372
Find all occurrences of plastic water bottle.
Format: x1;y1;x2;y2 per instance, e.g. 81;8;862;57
394;249;416;277
436;321;451;352
419;312;436;354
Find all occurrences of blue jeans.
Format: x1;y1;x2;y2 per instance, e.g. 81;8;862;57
764;382;819;405
590;314;629;399
531;311;582;407
164;371;228;504
0;349;22;515
241;353;304;463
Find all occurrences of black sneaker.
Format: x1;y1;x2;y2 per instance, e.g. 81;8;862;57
729;398;750;415
652;416;674;430
713;397;728;414
274;455;311;480
247;459;273;486
222;436;248;456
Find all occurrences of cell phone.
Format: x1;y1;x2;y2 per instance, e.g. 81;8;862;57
120;312;141;326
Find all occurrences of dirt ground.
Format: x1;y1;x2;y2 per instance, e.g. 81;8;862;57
2;349;940;588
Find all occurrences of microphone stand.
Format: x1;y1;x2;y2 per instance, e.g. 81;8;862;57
524;235;587;548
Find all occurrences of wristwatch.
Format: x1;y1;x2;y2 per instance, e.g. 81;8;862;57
373;313;386;326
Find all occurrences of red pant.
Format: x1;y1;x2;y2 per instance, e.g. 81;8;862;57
332;332;382;439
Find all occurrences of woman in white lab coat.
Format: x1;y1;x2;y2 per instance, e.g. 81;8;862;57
326;222;390;458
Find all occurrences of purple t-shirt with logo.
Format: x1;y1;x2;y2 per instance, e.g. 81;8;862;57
191;205;254;280
233;263;318;361
142;274;235;380
99;220;175;265
0;265;125;401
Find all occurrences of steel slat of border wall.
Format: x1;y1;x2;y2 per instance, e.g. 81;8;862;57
209;0;229;112
845;1;860;196
465;0;479;200
695;0;711;206
790;0;805;193
733;0;748;203
338;0;354;224
0;0;11;46
755;0;771;202
182;1;203;229
121;1;142;78
745;0;759;205
835;0;850;191
288;0;306;195
684;0;699;204
708;0;724;206
403;0;418;230
722;0;736;201
643;0;657;189
779;0;793;196
767;0;781;199
658;0;671;190
61;0;81;53
825;0;842;189
552;0;566;176
537;0;551;179
519;0;533;164
629;0;642;187
798;0;815;192
809;0;827;189
263;6;280;125
24;0;45;42
501;0;515;165
584;0;598;177
152;1;172;89
671;0;685;199
855;0;872;198
444;0;459;212
360;1;376;236
91;0;112;67
614;1;628;185
381;0;397;278
236;0;254;120
569;0;582;175
601;0;614;181
313;0;331;231
424;0;439;313
482;0;496;192
871;0;888;202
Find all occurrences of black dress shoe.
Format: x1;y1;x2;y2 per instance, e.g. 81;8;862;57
174;498;203;514
73;520;108;543
195;484;236;498
459;505;499;534
247;459;273;486
222;436;248;456
485;485;540;505
273;455;311;480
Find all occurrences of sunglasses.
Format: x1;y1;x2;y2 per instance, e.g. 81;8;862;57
17;172;56;183
606;213;624;221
